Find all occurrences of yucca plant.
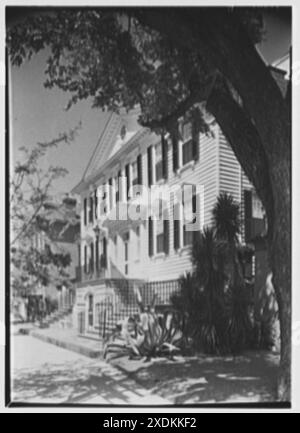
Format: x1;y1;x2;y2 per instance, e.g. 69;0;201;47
172;229;229;354
212;193;253;352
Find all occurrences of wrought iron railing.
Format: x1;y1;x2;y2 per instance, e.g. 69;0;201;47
91;279;180;340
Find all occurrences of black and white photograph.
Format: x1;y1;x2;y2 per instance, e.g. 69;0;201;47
3;2;297;411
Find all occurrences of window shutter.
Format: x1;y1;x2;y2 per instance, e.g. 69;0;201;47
125;163;130;200
84;198;87;226
147;146;153;186
89;196;93;223
192;189;197;221
172;134;179;172
148;217;154;257
162;135;168;179
137;154;143;185
164;219;169;255
90;243;94;272
102;237;107;269
95;239;99;271
94;189;98;219
173;202;180;250
192;121;200;162
244;190;253;242
84;245;87;273
108;178;113;210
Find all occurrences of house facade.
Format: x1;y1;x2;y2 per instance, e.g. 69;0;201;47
72;106;265;339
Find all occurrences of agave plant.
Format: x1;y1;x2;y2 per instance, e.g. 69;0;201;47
104;293;183;361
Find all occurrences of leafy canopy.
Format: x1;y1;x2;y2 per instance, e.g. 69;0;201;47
7;8;265;131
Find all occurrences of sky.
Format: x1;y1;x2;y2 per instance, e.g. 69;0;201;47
9;8;291;197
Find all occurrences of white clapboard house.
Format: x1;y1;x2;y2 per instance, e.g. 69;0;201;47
71;101;270;340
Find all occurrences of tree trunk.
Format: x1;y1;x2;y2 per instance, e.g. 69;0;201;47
268;156;291;401
207;83;291;401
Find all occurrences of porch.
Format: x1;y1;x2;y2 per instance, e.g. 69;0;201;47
74;278;180;341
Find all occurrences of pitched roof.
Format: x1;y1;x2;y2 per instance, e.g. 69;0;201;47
73;107;143;193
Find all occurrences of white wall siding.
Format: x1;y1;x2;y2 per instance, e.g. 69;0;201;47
143;127;220;281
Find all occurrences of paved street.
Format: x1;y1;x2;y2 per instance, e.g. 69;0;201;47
11;334;170;405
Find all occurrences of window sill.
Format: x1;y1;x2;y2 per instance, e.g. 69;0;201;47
152;252;167;260
175;245;192;256
175;160;196;177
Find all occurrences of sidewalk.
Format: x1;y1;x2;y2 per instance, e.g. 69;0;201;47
30;327;104;358
11;334;172;405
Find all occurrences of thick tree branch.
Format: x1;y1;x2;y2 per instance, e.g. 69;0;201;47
207;78;275;238
139;72;217;130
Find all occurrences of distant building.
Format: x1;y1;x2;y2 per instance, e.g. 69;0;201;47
32;195;80;309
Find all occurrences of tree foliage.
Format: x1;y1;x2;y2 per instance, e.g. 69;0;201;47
10;126;80;294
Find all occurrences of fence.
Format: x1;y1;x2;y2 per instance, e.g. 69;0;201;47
92;279;180;340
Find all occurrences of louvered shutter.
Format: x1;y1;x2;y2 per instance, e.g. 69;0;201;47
192;121;200;162
147;146;153;186
84;198;87;226
172;134;179;172
162;135;168;179
125;163;130;200
137;154;143;185
164;219;169;255
148;217;154;257
102;237;107;269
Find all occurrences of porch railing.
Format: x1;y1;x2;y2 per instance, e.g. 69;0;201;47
92;279;180;340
